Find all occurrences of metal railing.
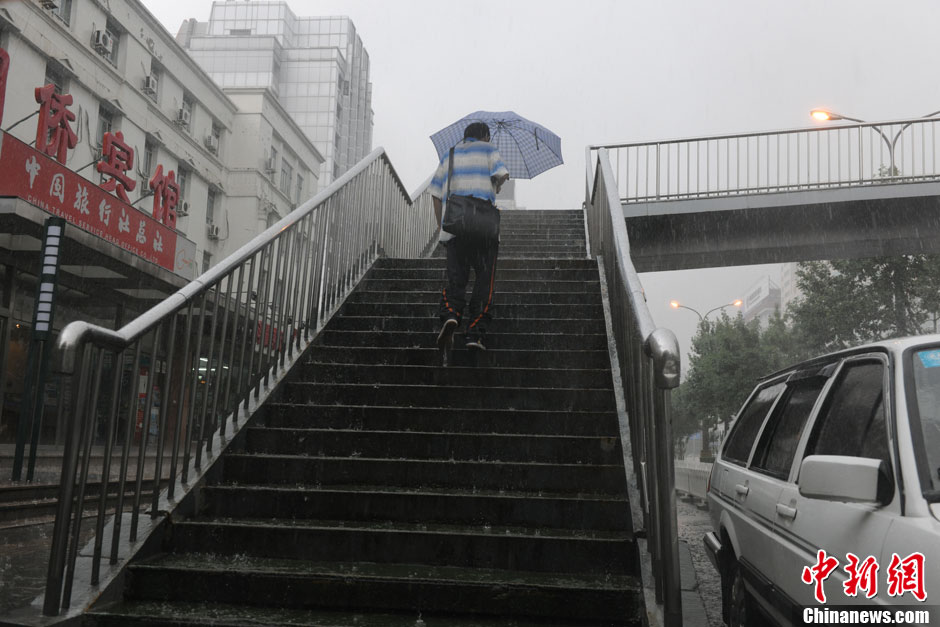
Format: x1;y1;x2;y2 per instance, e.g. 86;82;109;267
586;148;682;626
588;116;940;205
674;460;711;501
42;147;437;616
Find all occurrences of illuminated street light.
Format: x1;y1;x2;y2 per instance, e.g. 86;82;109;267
670;299;742;322
810;108;940;175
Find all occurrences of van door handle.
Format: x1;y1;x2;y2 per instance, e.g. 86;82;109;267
776;503;797;519
734;484;749;497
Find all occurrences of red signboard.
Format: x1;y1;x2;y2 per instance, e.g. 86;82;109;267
0;131;181;272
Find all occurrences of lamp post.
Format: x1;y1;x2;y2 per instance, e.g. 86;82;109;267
669;299;742;462
810;108;940;177
669;299;743;322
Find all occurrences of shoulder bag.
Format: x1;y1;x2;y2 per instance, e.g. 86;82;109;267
441;146;500;245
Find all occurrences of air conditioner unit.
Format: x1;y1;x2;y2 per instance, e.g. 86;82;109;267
176;201;190;217
176;108;191;127
204;134;219;154
264;156;276;173
142;75;158;95
93;30;113;56
40;0;59;10
207;223;220;239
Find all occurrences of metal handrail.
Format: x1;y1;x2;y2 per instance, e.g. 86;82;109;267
42;147;437;615
589;116;940;205
586;148;682;626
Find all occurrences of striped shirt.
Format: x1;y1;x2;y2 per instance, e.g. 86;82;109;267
430;138;509;241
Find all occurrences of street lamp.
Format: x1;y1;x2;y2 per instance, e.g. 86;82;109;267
810;108;940;176
669;298;742;463
669;299;743;322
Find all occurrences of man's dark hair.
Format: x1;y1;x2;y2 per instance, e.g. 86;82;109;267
463;122;490;141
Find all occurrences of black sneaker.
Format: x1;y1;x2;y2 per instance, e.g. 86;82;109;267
437;318;458;350
465;337;486;351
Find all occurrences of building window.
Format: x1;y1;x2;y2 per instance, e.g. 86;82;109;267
93;21;121;66
51;0;72;26
279;160;293;196
295;174;303;203
179;95;194;131
95;107;114;154
142;142;156;180
202;251;212;274
268;147;278;176
144;66;160;103
206;189;216;225
177;168;188;201
44;65;67;94
208;124;222;155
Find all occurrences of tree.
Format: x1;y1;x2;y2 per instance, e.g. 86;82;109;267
788;255;940;352
680;314;765;460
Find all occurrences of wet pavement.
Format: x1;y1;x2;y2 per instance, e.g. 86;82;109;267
0;516;98;617
677;494;723;627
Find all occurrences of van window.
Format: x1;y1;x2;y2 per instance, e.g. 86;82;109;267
805;360;889;467
752;377;827;479
723;382;785;465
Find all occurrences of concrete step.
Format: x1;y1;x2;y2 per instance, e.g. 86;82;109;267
339;302;604;319
315;330;609;351
85;599;636;626
345;290;601;305
357;279;597;293
244;428;622;465
365;268;597;281
261;404;620;437
301;346;611;369
298;363;610;389
201;484;631;532
283;382;616;412
167;518;634;575
222;454;628;495
374;258;596;270
324;316;606;335
123;555;642;623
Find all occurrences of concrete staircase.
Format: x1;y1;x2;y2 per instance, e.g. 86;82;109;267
84;210;644;626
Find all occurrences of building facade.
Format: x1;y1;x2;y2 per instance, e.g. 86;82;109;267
178;0;374;190
0;0;322;453
741;274;782;327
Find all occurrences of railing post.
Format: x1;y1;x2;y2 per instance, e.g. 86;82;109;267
43;342;90;615
648;328;682;627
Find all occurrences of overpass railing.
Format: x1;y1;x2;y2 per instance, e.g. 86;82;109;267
586;148;682;626
42;147;437;616
588;116;940;205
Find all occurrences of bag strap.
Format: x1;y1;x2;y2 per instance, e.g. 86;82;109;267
445;147;455;199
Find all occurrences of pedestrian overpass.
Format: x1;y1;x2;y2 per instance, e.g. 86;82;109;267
588;116;940;272
24;117;940;627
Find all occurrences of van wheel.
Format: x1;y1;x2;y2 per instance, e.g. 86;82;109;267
728;560;753;627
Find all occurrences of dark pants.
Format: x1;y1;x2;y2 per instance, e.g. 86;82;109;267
438;237;499;341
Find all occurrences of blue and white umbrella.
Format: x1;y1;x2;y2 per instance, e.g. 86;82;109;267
430;110;563;180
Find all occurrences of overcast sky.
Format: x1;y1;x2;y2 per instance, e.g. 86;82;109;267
143;0;940;370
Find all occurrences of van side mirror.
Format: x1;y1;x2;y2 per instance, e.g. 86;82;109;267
799;455;892;505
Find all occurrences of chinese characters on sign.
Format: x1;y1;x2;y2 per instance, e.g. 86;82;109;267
149;164;179;229
34;84;77;164
0;131;180;272
0;47;194;276
96;131;137;203
802;550;927;604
